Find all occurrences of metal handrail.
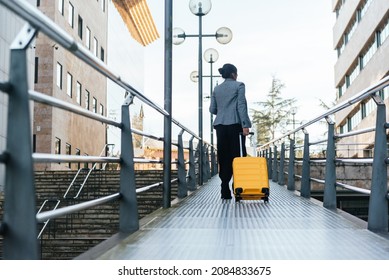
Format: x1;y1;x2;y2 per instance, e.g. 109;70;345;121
335;182;371;195
262;76;389;233
36;193;121;223
64;144;115;199
0;0;216;259
29;90;121;127
0;0;205;141
32;154;120;163
259;75;389;149
335;126;376;139
36;199;60;239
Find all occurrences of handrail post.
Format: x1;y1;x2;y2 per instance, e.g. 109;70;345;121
300;130;311;198
196;142;201;185
187;136;197;191
202;143;210;183
267;148;272;179
368;95;388;232
287;138;295;191
323;118;337;209
177;130;188;198
3;24;39;259
205;144;211;180
119;95;139;233
278;142;285;185
211;144;217;176
272;145;278;182
162;0;173;208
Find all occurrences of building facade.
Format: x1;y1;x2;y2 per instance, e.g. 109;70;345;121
34;0;109;170
1;0;159;185
333;0;389;157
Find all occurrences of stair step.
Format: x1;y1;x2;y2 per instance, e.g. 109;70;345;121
0;169;181;260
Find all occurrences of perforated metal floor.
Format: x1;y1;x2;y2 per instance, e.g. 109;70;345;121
98;177;389;260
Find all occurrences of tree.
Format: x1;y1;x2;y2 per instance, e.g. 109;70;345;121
251;76;296;145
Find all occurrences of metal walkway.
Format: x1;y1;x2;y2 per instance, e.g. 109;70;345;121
96;176;389;260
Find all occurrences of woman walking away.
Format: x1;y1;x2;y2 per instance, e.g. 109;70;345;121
209;63;252;199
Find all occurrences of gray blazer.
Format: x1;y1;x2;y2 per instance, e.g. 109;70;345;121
209;78;252;128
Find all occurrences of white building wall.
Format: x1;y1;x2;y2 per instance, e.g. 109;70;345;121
333;0;389;157
106;0;145;153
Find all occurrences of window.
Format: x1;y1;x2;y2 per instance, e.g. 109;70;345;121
361;39;378;68
58;0;64;15
33;134;36;153
34;57;39;84
365;98;376;117
99;103;104;116
381;18;389;45
85;90;90;110
93;37;98;57
339;124;345;134
78;15;83;39
360;0;373;19
56;63;63;89
337;87;342;99
100;47;105;62
55;137;61;154
67;73;73;97
75;148;81;169
347;118;352;132
384;86;389;100
68;2;74;28
378;89;385;100
350;109;362;130
336;0;373;59
86;27;91;49
361;102;366;119
76;82;82;104
348;63;360;86
92;97;97;113
345;75;350;88
83;153;88;169
363;145;374;158
66;143;71;168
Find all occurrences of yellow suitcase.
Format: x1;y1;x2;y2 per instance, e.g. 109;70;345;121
232;133;270;202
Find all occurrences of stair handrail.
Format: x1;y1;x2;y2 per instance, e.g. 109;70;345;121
63;144;115;199
36;199;61;239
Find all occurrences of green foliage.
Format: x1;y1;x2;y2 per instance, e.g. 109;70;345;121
251;76;296;145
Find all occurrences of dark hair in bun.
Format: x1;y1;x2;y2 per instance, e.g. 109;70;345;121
218;63;237;79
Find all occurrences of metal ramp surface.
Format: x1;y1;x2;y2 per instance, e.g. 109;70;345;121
97;176;389;260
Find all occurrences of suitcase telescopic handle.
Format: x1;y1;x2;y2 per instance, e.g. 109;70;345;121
239;132;254;157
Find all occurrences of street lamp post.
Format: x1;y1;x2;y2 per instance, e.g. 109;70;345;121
204;48;219;151
173;0;232;185
288;107;298;140
191;48;220;176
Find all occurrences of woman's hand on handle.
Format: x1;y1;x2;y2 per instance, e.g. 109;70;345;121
242;127;250;136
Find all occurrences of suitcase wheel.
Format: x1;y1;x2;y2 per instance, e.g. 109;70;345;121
235;187;243;195
235;188;243;202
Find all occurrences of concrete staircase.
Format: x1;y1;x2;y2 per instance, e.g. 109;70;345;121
0;169;179;260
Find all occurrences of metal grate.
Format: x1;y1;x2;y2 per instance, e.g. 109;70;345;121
98;177;389;260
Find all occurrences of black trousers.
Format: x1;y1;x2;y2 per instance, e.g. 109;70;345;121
215;124;246;196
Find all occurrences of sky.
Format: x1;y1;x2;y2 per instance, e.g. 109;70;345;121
110;0;337;146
